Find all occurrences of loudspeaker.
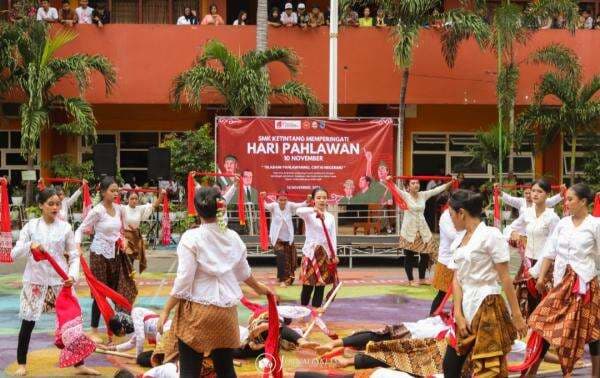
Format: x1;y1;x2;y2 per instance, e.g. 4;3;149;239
148;147;171;180
92;144;117;177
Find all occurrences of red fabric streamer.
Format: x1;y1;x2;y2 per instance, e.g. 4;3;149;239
162;195;171;246
237;182;246;226
79;255;132;336
0;178;13;263
258;193;269;251
507;332;544;373
30;247;96;367
187;173;197;216
262;293;282;378
317;213;339;302
240;296;268;317
391;175;453;182
593;193;600;217
385;179;408;210
82;182;92;219
493;188;501;228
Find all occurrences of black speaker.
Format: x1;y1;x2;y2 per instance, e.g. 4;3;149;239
148;147;171;180
92;144;117;177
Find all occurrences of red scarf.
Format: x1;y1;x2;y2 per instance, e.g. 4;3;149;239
385;178;408;210
30;247;96;367
593;193;600;217
0;178;12;263
187;172;246;225
317;212;339;302
493;187;501;228
258;193;269;251
263;293;282;378
79;255;132;335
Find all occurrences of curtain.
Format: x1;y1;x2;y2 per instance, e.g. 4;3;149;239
172;0;196;24
112;0;138;23
143;0;167;23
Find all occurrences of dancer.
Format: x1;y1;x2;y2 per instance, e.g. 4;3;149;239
430;193;457;315
97;307;171;356
528;183;600;376
11;188;99;376
442;189;527;377
75;176;137;334
156;186;273;377
264;190;309;287
508;179;559;318
391;177;453;286
122;189;166;273
38;178;88;222
296;187;338;308
495;182;564;215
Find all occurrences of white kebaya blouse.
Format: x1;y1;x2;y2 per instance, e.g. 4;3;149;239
74;203;123;259
509;207;559;261
296;207;337;260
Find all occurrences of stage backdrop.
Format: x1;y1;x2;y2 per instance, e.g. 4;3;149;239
216;118;395;205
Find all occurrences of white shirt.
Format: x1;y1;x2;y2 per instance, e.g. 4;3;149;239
122;203;154;229
403;315;450;339
265;200;306;246
11;218;79;285
36;7;58;21
296;207;337;260
398;183;450;243
75;6;93;23
58;188;81;222
176;16;193;25
280;11;298;25
448;222;509;323
115;307;171;355
74;203;123;259
540;215;600;286
501;192;563;215
426;180;439;191
438;209;458;266
170;223;251;307
509;207;559;260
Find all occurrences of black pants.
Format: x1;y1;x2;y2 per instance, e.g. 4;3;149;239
539;339;600;359
404;250;429;281
232;326;302;359
342;331;390;350
442;345;469;377
91;300;101;329
178;339;236;378
354;352;389;369
18;320;84;366
430;290;447;316
300;285;325;307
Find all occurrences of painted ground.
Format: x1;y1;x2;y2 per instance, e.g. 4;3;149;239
0;264;592;377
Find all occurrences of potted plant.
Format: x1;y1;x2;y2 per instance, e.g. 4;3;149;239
11;186;24;206
25;206;41;220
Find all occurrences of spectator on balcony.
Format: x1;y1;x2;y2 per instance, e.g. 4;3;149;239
75;0;94;24
36;0;58;23
268;6;282;27
581;10;593;29
308;5;324;27
341;8;359;27
59;0;78;26
325;6;330;25
233;10;247;25
92;2;110;27
375;8;388;27
9;0;36;21
280;3;297;27
176;7;198;25
552;14;565;29
201;4;225;25
297;3;309;28
358;6;373;27
596;15;600;29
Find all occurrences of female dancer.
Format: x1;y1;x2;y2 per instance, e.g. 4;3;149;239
122;189;165;273
296;187;338;308
393;178;452;286
508;179;559;318
11;188;99;376
156;187;272;377
264;190;309;287
529;183;600;377
442;190;526;377
38;178;88;222
75;176;137;334
430;193;457;315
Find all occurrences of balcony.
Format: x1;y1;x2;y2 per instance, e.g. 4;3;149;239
8;23;600;106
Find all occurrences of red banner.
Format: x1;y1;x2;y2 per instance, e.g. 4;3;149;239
216;118;395;204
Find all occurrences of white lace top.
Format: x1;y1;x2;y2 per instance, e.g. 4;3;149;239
398;183;450;243
508;207;559;260
296;207;337;260
122;204;154;229
58;188;81;222
74;203;123;259
438;209;458;266
170;223;251;307
11;218;80;285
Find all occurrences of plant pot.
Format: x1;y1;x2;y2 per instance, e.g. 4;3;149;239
11;197;23;206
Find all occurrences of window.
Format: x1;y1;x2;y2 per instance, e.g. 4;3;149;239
562;136;600;180
412;132;534;181
0;131;40;185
